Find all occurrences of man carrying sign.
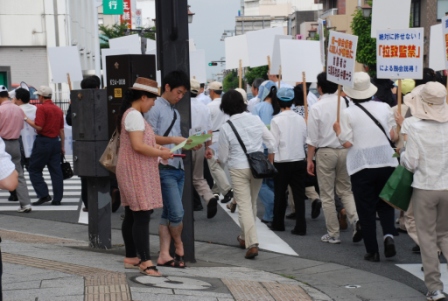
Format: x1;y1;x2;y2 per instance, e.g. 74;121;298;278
306;72;361;245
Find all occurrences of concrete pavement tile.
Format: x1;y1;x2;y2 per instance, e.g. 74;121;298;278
3;288;84;301
37;296;84;301
347;280;424;299
40;276;84;288
131;287;174;294
131;292;218;300
2;280;41;289
292;262;348;275
370;298;425;301
217;299;234;301
173;289;234;298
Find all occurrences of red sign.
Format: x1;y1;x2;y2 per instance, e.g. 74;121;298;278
120;0;132;29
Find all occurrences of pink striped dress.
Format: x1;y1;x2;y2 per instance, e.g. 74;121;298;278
116;108;163;211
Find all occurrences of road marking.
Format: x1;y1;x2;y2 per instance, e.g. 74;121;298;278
218;201;298;256
396;263;448;294
0;206;78;211
78;207;88;224
0;198;79;204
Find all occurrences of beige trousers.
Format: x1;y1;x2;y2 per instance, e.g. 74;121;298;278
404;200;419;245
207;150;232;195
413;188;448;292
192;146;214;203
230;168;262;249
316;148;358;237
288;186;320;213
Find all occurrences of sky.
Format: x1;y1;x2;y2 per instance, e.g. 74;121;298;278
187;0;241;81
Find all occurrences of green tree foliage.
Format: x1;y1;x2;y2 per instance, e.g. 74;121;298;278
99;22;156;49
223;71;246;92
244;66;269;85
351;8;376;76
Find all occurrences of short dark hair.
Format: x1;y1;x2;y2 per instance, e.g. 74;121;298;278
200;83;205;88
162;70;190;93
81;77;99;89
212;90;223;96
220;90;247;116
90;75;101;88
278;99;294;109
0;91;8;98
252;78;264;90
317;72;338;94
191;91;198;98
15;88;30;103
415;68;436;87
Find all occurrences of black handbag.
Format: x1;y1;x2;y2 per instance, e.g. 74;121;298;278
227;120;278;179
61;155;74;180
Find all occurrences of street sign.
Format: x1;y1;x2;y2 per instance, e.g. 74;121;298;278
103;0;124;15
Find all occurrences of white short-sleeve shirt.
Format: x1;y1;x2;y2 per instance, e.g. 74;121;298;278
125;110;145;132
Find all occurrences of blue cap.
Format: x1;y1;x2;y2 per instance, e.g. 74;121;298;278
276;87;294;101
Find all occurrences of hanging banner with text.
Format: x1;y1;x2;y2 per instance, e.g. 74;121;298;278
326;31;358;88
120;0;132;29
103;0;124;15
376;28;424;79
442;16;448;70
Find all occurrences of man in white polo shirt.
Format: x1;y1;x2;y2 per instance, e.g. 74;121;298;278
205;81;233;203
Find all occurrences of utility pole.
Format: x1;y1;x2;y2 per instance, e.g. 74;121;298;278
155;0;195;262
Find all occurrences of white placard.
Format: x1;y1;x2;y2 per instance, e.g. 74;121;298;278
318;19;326;65
271;35;292;74
109;34;141;54
145;39;156;54
225;34;249;70
189;49;207;83
376;28;424;79
429;24;445;72
101;48;129;89
189;39;197;52
246;27;284;68
279;40;323;83
327;31;358;88
442;16;448;70
371;0;411;38
47;46;83;84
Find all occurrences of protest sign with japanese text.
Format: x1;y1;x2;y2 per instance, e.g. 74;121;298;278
442;16;448;70
326;31;358;88
376;28;424;79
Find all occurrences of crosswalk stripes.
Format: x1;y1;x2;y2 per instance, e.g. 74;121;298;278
0;155;81;211
397;264;448;294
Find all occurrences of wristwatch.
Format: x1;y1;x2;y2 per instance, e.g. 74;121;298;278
24;117;28;121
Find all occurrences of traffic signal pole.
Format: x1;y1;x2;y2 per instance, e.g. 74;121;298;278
155;0;195;262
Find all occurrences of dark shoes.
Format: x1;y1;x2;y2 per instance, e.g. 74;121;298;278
260;219;271;224
384;237;397;258
51;200;61;205
285;212;295;220
364;252;380;262
226;202;237;213
352;221;363;243
8;191;18;202
412;244;421;254
267;223;285;232
237;236;245;249
338;208;348;230
311;199;322;219
245;246;259;259
291;229;306;236
221;190;233;203
32;196;52;206
207;196;218;219
194;205;204;211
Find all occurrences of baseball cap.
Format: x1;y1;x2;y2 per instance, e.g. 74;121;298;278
394;79;416;95
277;87;294;101
190;78;200;94
235;88;248;104
208;81;223;91
34;86;53;97
0;85;8;93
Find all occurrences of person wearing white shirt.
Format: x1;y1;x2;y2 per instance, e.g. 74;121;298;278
205;81;233;203
190;79;219;219
269;87;307;235
247;78;264;112
196;83;212;106
218;90;275;260
13;88;37;169
334;72;398;263
306;72;360;245
400;82;448;301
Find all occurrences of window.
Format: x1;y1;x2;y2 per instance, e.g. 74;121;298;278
411;0;420;27
437;0;448;21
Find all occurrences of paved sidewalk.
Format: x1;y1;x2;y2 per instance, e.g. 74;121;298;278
0;215;425;301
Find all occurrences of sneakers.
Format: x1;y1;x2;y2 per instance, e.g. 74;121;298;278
352;220;363;243
321;234;341;244
17;206;32;213
221;190;233;204
426;290;445;301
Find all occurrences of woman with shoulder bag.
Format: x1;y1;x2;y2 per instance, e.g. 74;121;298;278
117;77;173;277
218;90;276;260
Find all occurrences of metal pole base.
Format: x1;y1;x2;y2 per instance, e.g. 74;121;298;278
86;177;111;249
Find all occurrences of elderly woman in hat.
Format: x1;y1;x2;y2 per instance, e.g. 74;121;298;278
400;82;448;301
333;72;398;262
116;77;173;277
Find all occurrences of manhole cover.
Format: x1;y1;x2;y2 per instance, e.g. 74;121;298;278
345;285;361;289
134;276;212;290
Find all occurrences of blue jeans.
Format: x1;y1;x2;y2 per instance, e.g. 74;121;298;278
159;168;185;227
29;136;63;202
257;149;274;221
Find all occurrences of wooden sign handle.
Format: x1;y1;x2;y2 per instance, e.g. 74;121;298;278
397;79;402;134
302;72;308;121
67;73;72;91
238;59;242;89
267;56;271;75
337;85;342;123
446;72;448;103
278;65;282;89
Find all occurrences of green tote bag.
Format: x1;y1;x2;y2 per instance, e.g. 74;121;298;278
379;165;414;212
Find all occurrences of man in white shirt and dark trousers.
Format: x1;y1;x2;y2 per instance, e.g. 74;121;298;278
190;79;219;218
205;81;233;203
196;83;212;106
306;72;361;244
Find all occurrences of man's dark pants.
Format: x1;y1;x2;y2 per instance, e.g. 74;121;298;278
29;136;63;202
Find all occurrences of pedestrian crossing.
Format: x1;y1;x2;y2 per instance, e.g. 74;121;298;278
0;155;81;212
